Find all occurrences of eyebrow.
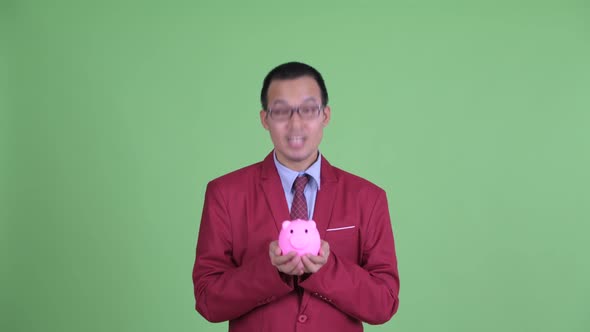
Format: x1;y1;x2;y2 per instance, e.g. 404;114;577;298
271;99;289;106
302;97;319;103
270;97;319;107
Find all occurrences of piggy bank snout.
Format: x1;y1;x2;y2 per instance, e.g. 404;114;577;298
289;234;310;249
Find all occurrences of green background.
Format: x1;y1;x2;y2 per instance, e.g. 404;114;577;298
2;0;589;331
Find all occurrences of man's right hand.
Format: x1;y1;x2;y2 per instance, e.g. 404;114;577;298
269;241;304;276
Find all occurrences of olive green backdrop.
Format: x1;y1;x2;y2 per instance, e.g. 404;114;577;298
2;0;589;331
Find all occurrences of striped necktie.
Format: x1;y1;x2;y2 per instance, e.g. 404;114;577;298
290;175;309;220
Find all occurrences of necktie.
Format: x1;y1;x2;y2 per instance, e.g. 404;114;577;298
290;175;309;220
290;175;309;295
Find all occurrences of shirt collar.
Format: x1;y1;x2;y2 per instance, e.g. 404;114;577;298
273;151;322;191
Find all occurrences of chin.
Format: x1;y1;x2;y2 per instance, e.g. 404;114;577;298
278;150;305;161
289;148;311;158
285;155;307;163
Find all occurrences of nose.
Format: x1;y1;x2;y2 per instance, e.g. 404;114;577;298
288;110;304;128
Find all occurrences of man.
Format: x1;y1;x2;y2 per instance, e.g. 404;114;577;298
192;62;400;331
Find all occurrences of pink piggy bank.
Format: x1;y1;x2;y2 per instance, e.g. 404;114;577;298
278;219;321;256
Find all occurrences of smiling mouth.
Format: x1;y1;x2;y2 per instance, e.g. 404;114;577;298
288;136;305;142
287;136;305;148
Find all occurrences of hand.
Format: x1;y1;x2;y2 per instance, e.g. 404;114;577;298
269;241;304;276
301;240;330;274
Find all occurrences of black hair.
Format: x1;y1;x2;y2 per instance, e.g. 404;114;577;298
260;61;329;110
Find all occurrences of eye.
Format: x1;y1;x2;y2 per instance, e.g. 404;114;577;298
299;104;319;118
271;108;291;120
300;107;313;114
305;229;308;233
290;230;293;234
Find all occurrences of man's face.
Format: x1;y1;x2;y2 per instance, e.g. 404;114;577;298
260;76;331;171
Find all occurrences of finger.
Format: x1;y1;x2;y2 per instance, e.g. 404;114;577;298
269;241;283;256
285;265;301;275
301;255;318;273
278;254;299;269
285;251;298;259
278;253;298;266
272;251;297;266
269;241;278;254
307;254;327;265
275;252;297;264
291;260;304;275
285;256;303;275
321;241;330;255
286;255;301;269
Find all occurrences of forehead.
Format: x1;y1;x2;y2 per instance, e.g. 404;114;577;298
267;76;321;105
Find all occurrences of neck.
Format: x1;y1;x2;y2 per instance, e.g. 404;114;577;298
276;151;319;172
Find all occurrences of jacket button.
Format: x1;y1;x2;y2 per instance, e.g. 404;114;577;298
298;314;308;323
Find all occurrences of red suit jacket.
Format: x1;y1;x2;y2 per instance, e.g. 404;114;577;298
193;152;400;331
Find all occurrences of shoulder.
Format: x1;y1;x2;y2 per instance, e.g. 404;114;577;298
207;160;263;190
327;162;386;197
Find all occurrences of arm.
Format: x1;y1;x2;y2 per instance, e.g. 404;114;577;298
300;190;400;324
192;181;293;322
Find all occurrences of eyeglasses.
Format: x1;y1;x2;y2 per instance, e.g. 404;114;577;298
266;103;323;122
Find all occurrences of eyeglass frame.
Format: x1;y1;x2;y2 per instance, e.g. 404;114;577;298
264;103;325;121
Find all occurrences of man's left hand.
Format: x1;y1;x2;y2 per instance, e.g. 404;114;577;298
301;240;330;273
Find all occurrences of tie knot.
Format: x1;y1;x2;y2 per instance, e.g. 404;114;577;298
293;175;309;193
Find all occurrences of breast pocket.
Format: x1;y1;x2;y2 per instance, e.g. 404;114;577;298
324;224;359;264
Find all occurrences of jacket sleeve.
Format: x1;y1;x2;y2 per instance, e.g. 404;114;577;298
300;189;400;325
192;181;293;322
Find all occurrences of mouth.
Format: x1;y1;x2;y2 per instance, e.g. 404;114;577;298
287;136;305;148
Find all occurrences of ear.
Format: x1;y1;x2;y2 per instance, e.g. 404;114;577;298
260;110;270;130
321;106;331;127
308;220;316;228
282;220;291;229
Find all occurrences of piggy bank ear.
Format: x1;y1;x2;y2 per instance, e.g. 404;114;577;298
282;221;291;230
308;220;316;228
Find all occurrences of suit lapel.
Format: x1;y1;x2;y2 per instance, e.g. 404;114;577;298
260;152;291;234
312;155;338;238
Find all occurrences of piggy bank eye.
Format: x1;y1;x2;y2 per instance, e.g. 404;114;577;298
305;229;308;233
290;230;293;234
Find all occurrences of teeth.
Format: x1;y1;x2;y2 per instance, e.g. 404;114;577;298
288;136;304;141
